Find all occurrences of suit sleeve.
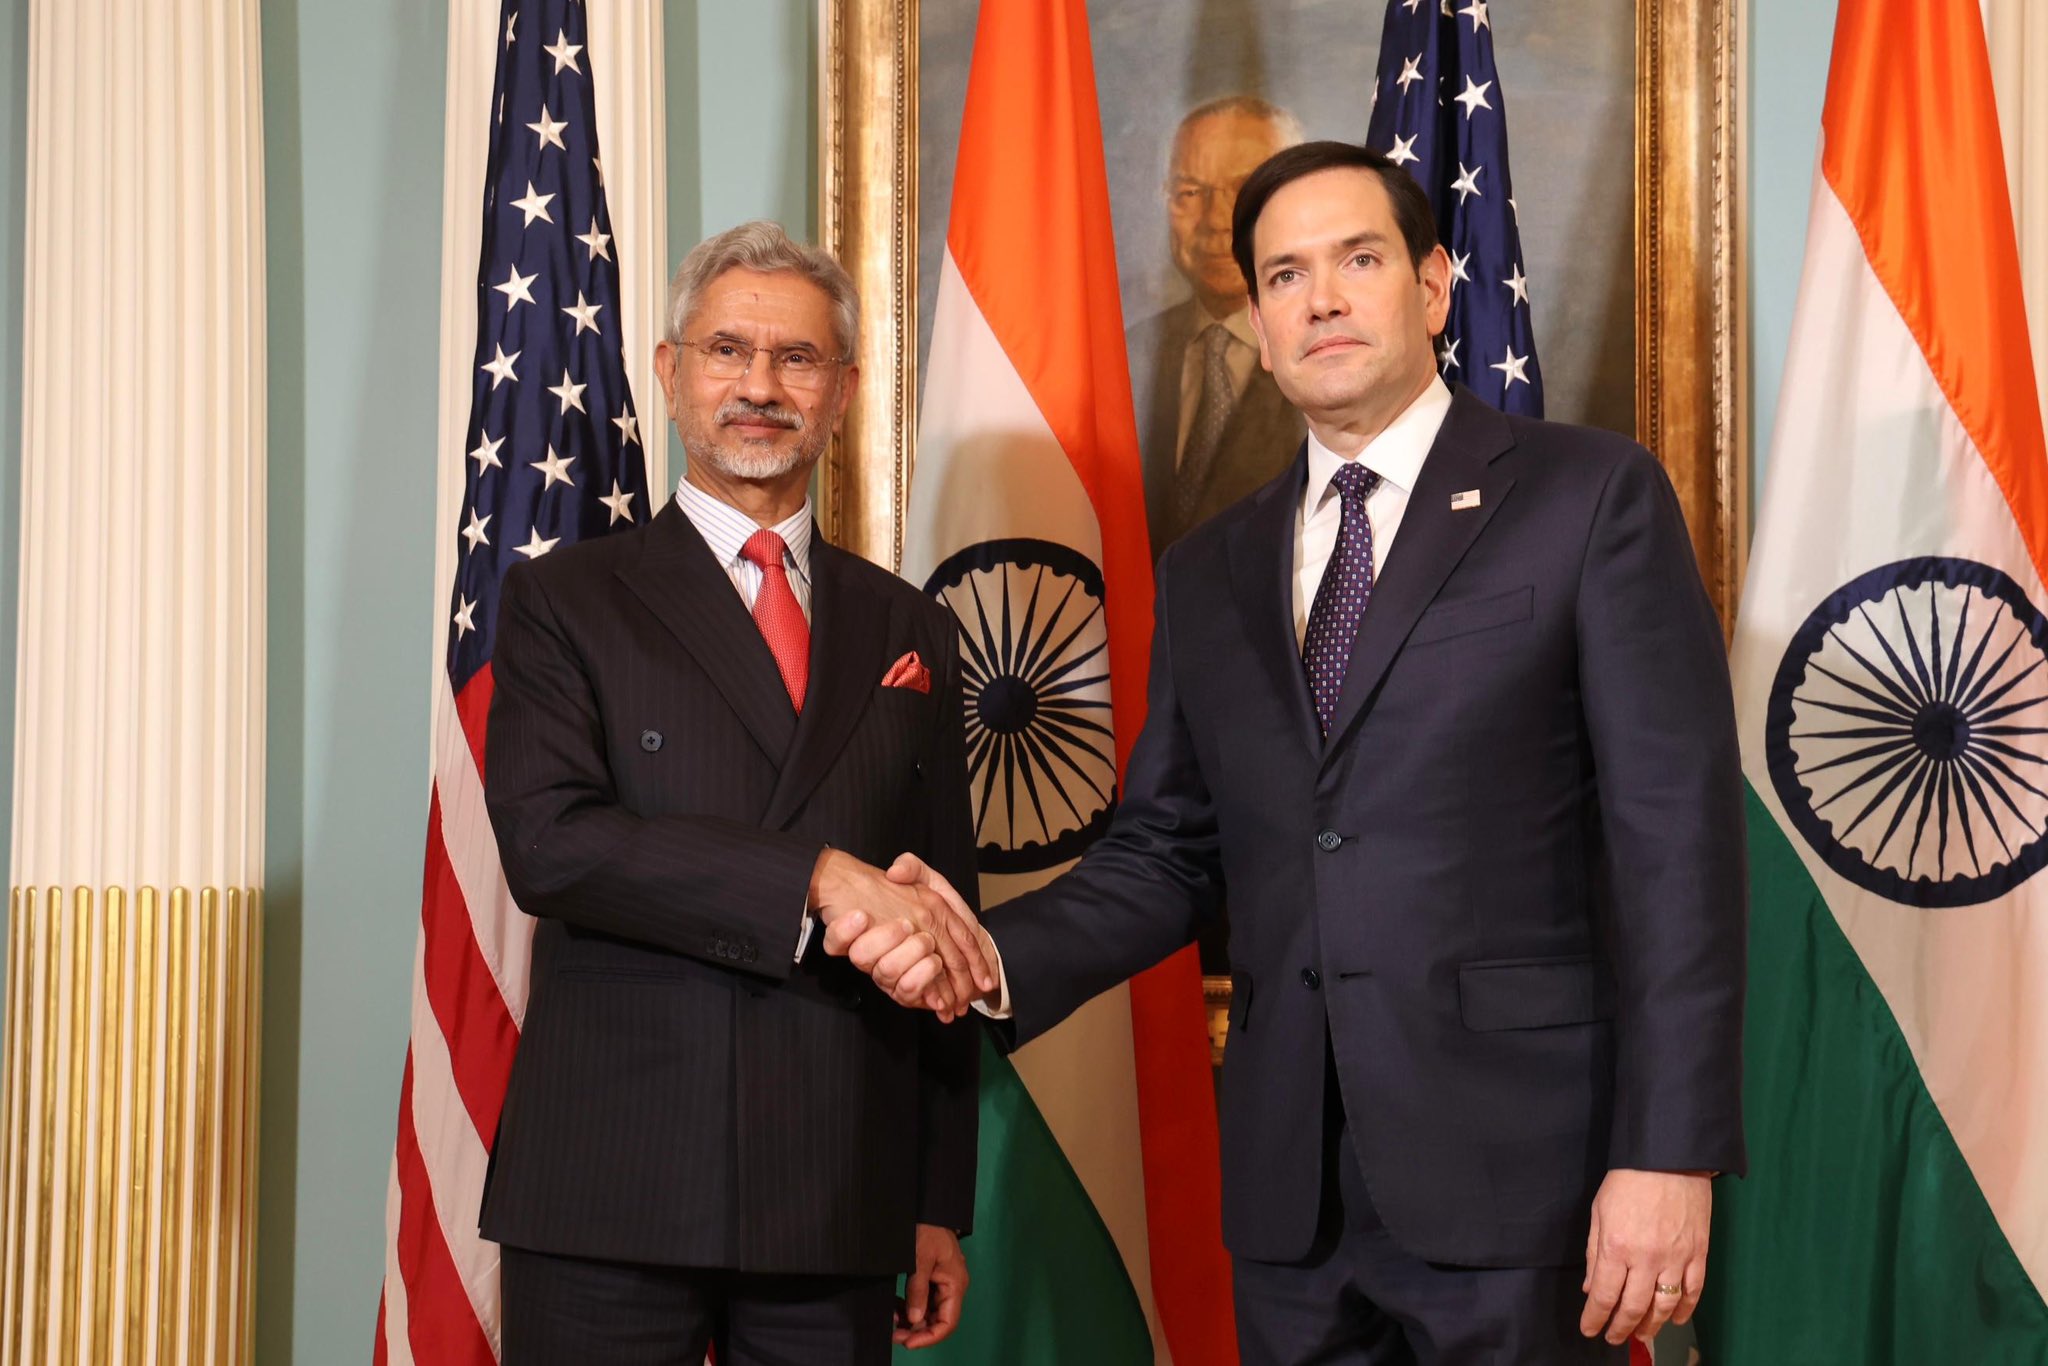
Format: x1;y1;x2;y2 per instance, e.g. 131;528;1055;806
984;548;1225;1049
484;562;822;980
1575;448;1748;1177
914;623;982;1232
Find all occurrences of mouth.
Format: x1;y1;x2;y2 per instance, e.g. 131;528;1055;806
1302;335;1366;359
717;402;802;439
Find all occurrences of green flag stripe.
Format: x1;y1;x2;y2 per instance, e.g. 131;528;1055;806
1695;785;2048;1363
897;1037;1154;1364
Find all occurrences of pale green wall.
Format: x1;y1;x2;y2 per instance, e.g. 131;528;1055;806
0;1;1838;1360
662;0;817;485
258;0;448;1358
1749;0;1841;492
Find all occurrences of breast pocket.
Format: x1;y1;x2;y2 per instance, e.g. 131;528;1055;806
1408;585;1534;648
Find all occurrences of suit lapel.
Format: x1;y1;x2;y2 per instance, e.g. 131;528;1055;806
1141;302;1199;553
762;538;892;830
1320;389;1518;763
615;500;798;764
1228;448;1321;760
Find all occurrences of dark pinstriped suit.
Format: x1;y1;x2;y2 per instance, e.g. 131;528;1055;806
478;497;980;1287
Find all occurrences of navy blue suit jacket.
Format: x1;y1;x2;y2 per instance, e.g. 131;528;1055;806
988;385;1747;1269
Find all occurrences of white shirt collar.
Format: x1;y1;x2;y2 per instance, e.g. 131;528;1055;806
1212;304;1261;350
673;471;814;588
1304;374;1453;509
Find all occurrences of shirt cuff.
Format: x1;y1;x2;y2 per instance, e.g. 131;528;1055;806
970;933;1013;1020
794;908;815;961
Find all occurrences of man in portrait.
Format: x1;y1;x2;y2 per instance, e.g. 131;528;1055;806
1131;94;1309;555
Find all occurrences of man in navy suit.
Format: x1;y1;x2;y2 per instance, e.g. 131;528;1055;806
899;142;1747;1363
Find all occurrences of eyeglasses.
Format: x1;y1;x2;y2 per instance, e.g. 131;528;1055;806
682;336;846;391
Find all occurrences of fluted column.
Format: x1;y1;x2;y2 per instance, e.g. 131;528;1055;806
6;1;266;1363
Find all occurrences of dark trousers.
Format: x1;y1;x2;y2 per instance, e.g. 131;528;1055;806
1232;1062;1627;1366
499;1244;898;1366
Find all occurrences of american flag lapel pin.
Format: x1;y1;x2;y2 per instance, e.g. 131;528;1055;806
1451;489;1482;511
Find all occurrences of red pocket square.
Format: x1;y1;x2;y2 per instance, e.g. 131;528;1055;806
882;651;932;693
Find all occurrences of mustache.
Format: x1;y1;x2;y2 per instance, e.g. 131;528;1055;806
716;398;803;430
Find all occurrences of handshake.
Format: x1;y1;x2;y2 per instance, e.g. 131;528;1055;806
806;850;996;1022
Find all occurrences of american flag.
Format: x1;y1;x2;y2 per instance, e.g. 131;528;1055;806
376;1;649;1361
1366;0;1544;416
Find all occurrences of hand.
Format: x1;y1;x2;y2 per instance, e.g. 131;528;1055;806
1579;1169;1712;1345
810;851;995;1019
895;1224;968;1349
885;854;1000;1011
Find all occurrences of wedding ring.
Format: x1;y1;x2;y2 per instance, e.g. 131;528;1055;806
1655;1282;1682;1297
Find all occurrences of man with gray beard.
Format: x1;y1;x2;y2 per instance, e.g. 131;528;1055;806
480;220;996;1364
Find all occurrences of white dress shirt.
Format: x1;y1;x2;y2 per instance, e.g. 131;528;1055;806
675;472;815;622
1292;375;1453;647
1175;305;1264;463
674;473;820;959
978;375;1456;1019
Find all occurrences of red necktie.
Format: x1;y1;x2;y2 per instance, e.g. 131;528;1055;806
742;529;810;711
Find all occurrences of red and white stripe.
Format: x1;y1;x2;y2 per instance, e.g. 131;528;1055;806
376;669;524;1366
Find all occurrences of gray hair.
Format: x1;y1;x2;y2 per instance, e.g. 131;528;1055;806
663;220;860;359
1172;95;1306;154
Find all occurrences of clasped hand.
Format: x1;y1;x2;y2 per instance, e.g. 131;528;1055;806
809;851;993;1021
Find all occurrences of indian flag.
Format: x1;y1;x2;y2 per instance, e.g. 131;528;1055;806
1700;0;2048;1358
898;0;1234;1361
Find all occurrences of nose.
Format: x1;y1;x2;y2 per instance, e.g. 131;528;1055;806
1307;269;1347;322
732;348;785;405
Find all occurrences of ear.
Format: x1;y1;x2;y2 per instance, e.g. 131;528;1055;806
1247;298;1275;372
653;340;681;418
830;363;862;428
1418;245;1453;335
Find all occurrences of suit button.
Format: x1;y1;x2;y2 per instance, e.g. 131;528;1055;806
1301;968;1321;990
1316;830;1342;852
640;729;663;752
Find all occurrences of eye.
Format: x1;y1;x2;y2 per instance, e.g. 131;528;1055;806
1351;252;1378;269
777;349;818;372
1268;268;1300;288
710;341;746;360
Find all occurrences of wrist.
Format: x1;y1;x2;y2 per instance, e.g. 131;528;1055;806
808;847;847;909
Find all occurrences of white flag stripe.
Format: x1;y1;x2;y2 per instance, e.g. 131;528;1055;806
406;931;504;1351
380;1145;416;1365
903;254;1106;584
433;677;536;1022
910;254;1173;1361
1733;178;2048;1288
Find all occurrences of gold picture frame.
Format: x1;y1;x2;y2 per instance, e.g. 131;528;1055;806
818;0;1744;1049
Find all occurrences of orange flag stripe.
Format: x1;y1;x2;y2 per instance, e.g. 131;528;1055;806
946;1;1237;1359
1821;0;2048;583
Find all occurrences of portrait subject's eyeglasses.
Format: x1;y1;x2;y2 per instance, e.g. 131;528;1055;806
683;337;846;391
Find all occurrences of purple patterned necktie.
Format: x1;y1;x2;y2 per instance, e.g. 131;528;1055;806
1302;461;1382;737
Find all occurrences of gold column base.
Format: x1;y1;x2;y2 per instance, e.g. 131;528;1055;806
1;887;261;1366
